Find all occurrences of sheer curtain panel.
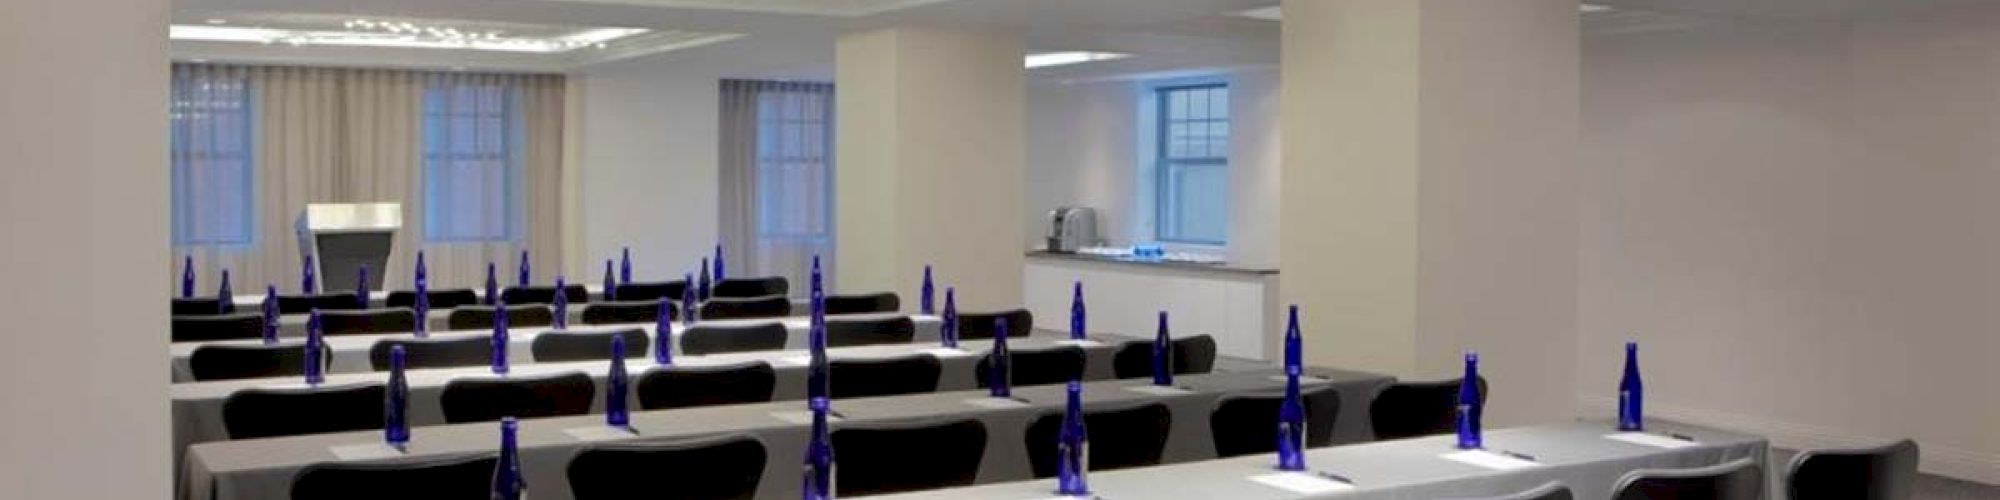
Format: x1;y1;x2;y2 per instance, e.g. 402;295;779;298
719;80;835;297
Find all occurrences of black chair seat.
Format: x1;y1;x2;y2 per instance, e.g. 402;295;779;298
832;419;987;496
711;277;789;299
439;371;596;423
1111;335;1219;379
370;337;494;371
1210;383;1344;457
446;305;554;331
1613;458;1764;500
699;295;791;320
173;313;266;342
277;293;366;315
976;346;1087;389
173;297;229;316
316;308;418;336
825;316;916;347
290;454;498;500
501;285;588;306
567;436;768;500
385;289;480;310
1785;439;1919;500
955;309;1032;340
1369;376;1488;441
830;355;941;399
1025;403;1173;477
824;292;900;315
635;362;778;410
581;300;674;326
222;383;385;440
190;343;329;381
529;328;650;363
679;323;788;355
613;281;686;302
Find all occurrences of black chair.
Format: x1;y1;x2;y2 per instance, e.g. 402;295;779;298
189;343;328;381
370;337;491;370
613;280;686;302
832;419;987;496
1369;377;1488;440
1111;335;1220;379
1612;458;1765;500
172;297;229;316
1785;439;1919;500
439;371;596;423
975;346;1086;388
1209;384;1345;457
823;292;900;315
529;328;651;363
290;454;498;500
636;362;778;410
699;295;792;320
830;355;941;399
679;323;788;355
277;293;366;315
172;313;265;342
501;284;589;306
825;316;916;347
222;383;386;440
1446;482;1574;500
955;309;1032;340
446;305;554;331
711;277;788;299
316;307;418;336
385;289;480;310
1024;403;1173;477
581;300;674;326
567;436;768;500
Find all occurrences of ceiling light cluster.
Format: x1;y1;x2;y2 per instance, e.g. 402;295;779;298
1025;51;1132;69
169;20;650;54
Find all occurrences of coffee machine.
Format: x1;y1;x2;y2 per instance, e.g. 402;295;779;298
1045;206;1098;253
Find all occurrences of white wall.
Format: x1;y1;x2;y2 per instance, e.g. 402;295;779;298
571;65;722;281
1580;7;2000;482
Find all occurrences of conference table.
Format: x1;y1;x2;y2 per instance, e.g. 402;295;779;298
170;313;944;382
227;285;607;311
870;420;1769;500
179;367;1396;500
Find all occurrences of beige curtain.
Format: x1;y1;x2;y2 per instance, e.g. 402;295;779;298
170;64;567;294
718;79;836;297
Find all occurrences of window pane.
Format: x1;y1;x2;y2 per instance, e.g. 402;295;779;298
423;82;519;242
1153;83;1229;244
170;71;255;245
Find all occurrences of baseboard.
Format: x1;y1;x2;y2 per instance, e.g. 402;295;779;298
1576;396;2000;485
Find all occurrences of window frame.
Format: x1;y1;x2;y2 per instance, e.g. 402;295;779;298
169;74;258;246
1151;82;1230;246
751;86;835;243
421;82;523;244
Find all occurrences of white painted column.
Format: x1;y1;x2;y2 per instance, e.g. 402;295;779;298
0;0;171;497
836;26;1025;310
1280;0;1580;425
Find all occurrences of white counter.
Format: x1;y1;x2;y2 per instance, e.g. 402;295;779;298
1023;251;1280;361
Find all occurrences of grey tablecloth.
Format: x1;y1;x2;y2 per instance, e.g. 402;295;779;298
179;368;1394;500
174;314;943;381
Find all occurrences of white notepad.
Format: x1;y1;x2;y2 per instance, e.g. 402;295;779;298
770;410;844;425
1122;385;1193;396
923;348;977;359
329;443;406;461
1440;450;1540;470
1248;472;1356;494
1604;432;1699;449
1051;339;1105;348
961;397;1032;409
777;356;812;367
564;426;638;442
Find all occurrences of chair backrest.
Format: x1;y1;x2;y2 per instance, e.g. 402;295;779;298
824;316;917;348
173;297;229;316
1368;376;1488;441
446;305;554;331
277;293;366;315
1613;458;1765;500
1209;383;1345;457
711;277;789;299
384;289;479;310
190;343;328;381
172;313;266;342
635;362;778;410
698;295;792;320
1786;439;1919;500
1024;403;1173;478
955;309;1032;340
500;284;589;306
1443;482;1574;500
830;355;942;399
1110;335;1220;379
222;383;386;440
567;436;768;500
823;292;900;315
679;323;788;356
369;337;490;370
529;328;651;363
832;419;988;496
976;346;1086;388
439;371;596;423
316;307;418;336
613;281;686;302
290;454;497;500
580;300;673;326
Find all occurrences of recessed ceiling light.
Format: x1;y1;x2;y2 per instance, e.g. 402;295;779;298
205;18;228;25
168;23;657;54
1025;51;1131;69
1580;4;1614;13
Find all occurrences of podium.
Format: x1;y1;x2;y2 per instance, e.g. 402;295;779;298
296;203;401;293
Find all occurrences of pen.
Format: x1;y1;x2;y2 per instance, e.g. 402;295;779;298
1500;450;1538;462
1316;471;1355;484
1668;433;1697;442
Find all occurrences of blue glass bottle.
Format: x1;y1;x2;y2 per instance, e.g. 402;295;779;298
940;288;959;349
302;255;316;294
385;345;409;446
988;316;1012;398
304;311;325;386
620;247;633;285
491;417;524;500
1276;305;1306;471
216;269;234;314
806;258;830;402
181;255;195;299
680;273;698;325
490;299;510;375
802;397;835;500
551;276;569;329
1152;311;1173;386
353;265;369;309
713;244;726;281
261;285;279;345
1056;381;1089;496
413;252;429;337
483;262;499;306
1456;352;1483;450
919;265;935;315
1618;341;1644;431
654;298;675;366
1069;281;1086;341
602;260;617;302
607;335;630;428
517;250;531;287
698;258;712;300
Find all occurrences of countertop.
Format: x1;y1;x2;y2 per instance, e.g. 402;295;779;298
1025;250;1279;275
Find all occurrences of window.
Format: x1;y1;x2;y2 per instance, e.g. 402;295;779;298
754;84;834;245
169;70;256;245
422;80;521;242
1154;83;1230;244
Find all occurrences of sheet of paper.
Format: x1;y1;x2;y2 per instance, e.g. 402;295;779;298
329;443;405;461
1051;339;1105;348
770;410;844;425
564;426;638;442
777;355;812;367
1604;432;1699;449
1247;472;1355;494
1440;450;1540;470
1122;385;1193;396
923;348;977;359
962;397;1032;409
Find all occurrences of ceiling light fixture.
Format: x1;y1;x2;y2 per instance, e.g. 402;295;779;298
170;21;652;54
1234;3;1610;21
204;18;228;25
1025;51;1131;69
